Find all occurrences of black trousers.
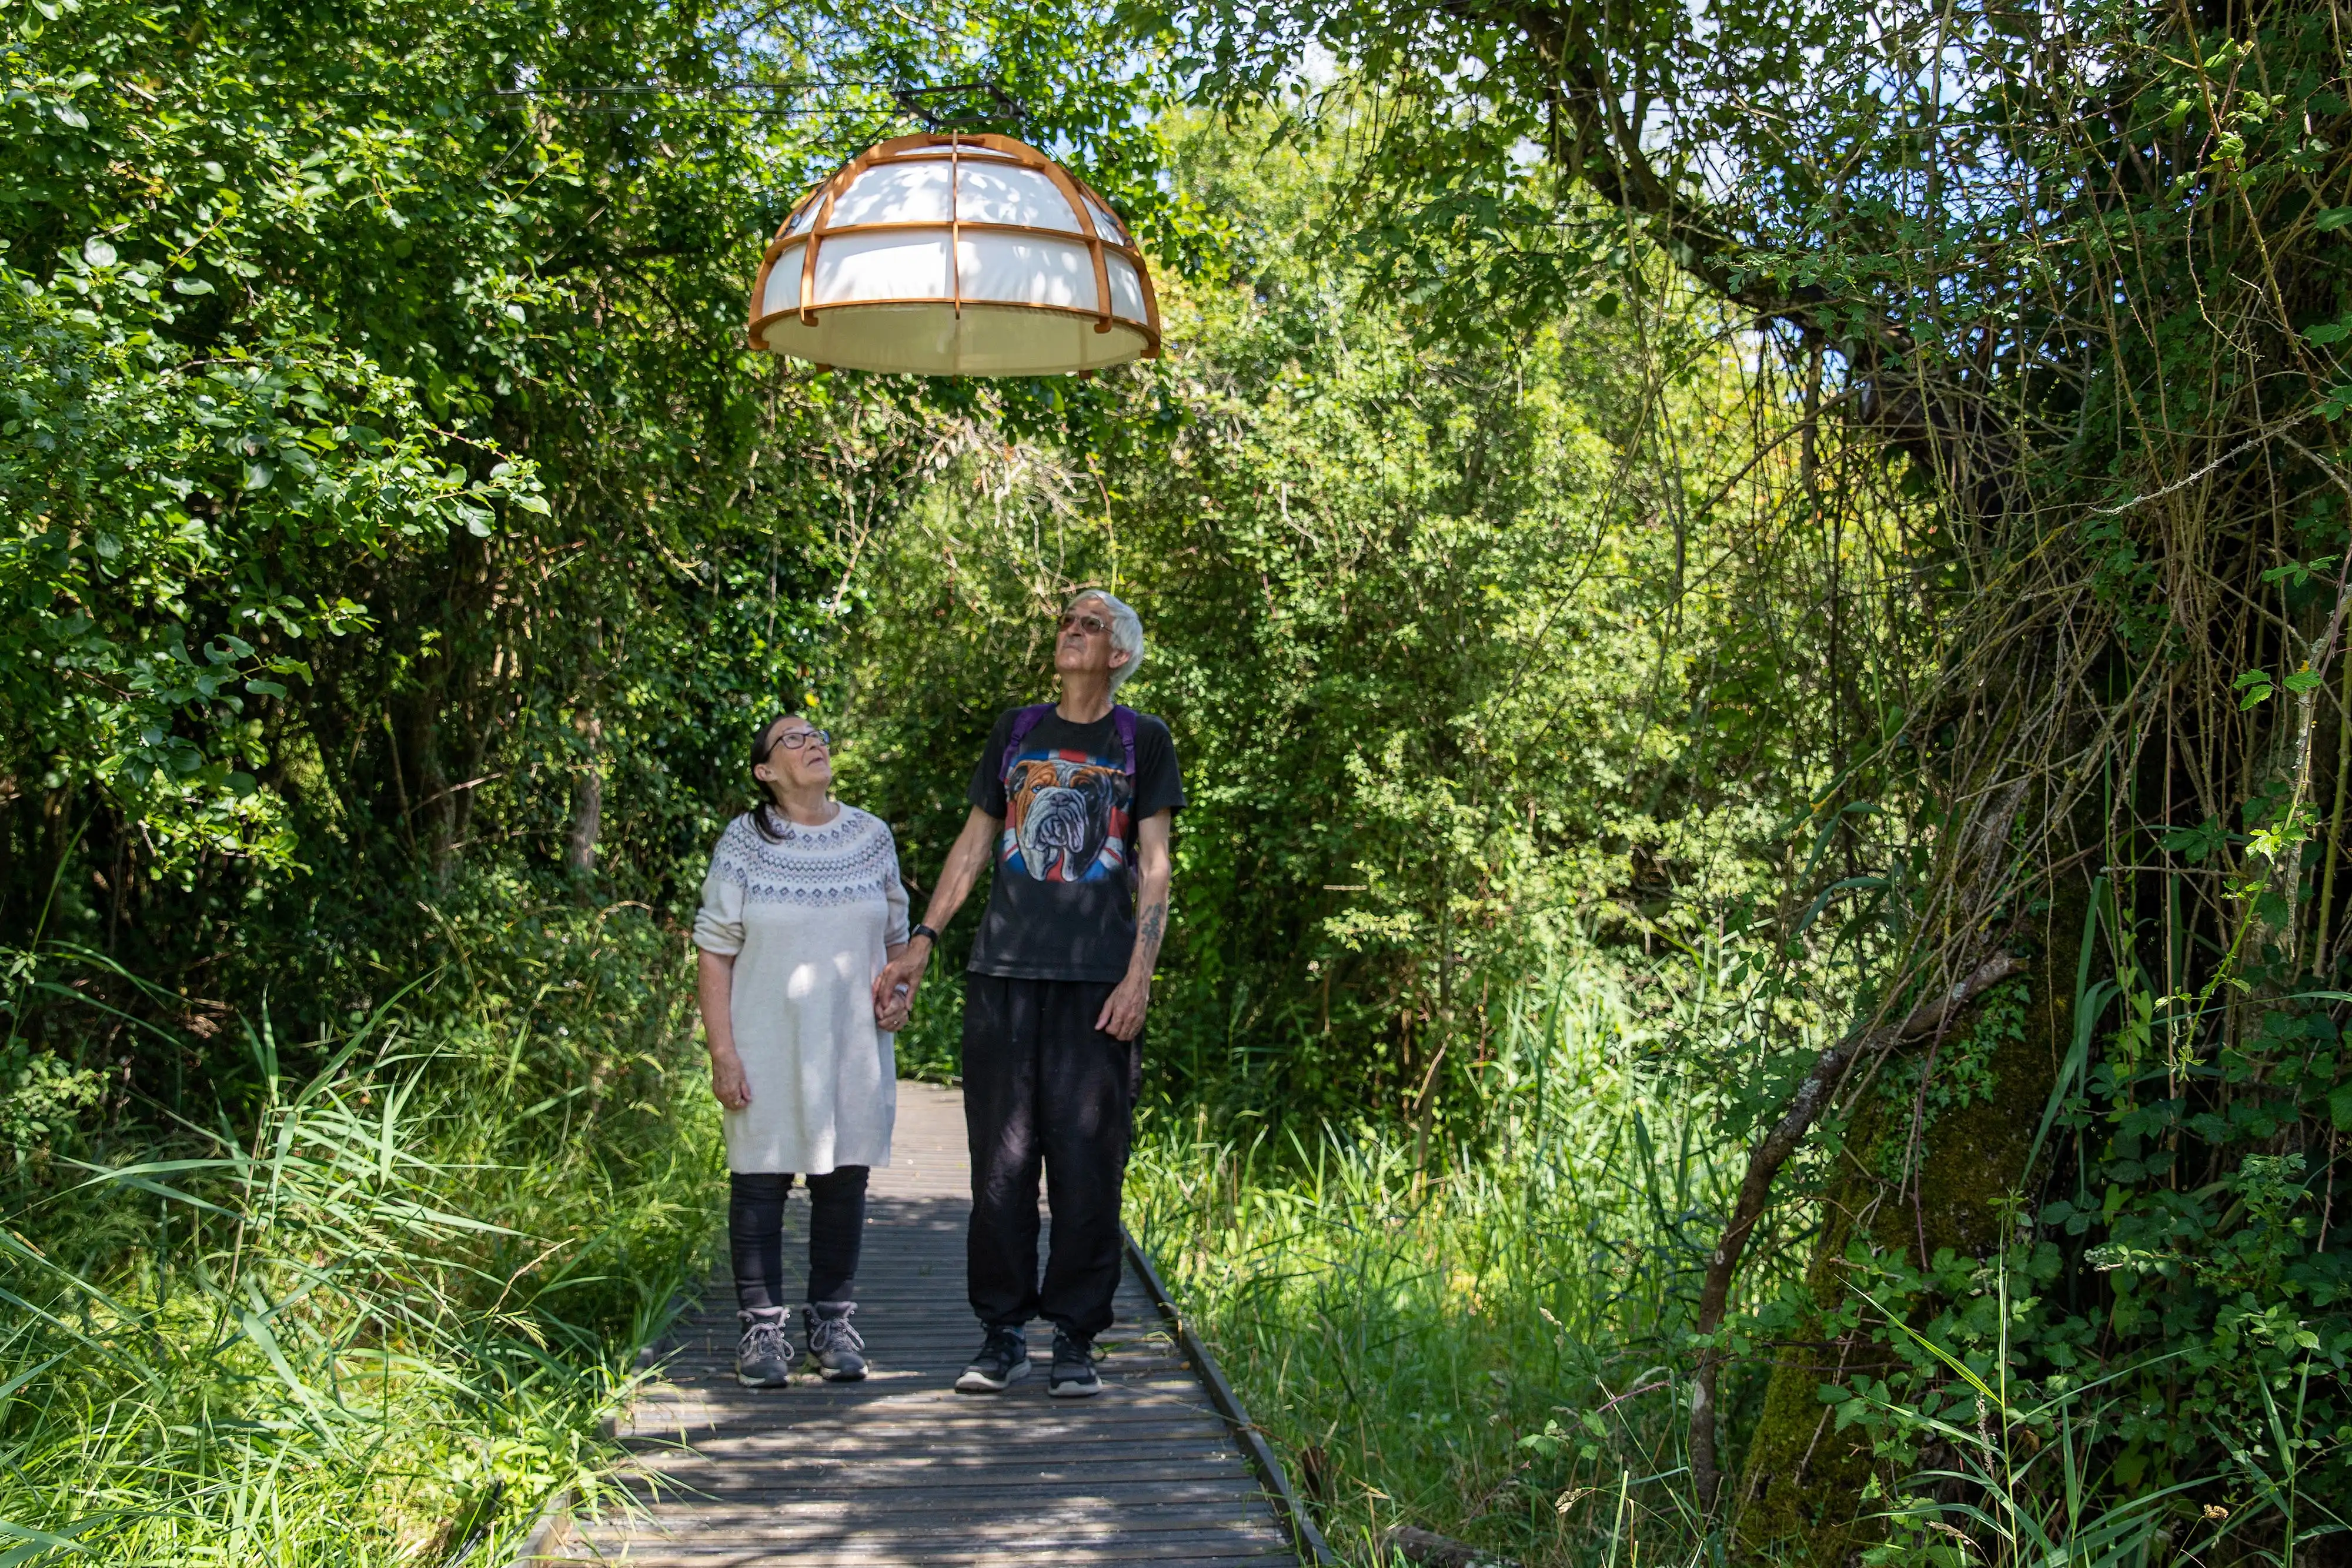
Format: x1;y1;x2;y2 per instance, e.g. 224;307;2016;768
961;974;1142;1340
729;1167;869;1312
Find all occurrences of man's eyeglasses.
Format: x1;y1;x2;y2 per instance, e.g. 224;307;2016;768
1059;611;1110;637
761;727;832;757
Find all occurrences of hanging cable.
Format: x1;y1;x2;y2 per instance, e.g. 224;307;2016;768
888;79;1029;129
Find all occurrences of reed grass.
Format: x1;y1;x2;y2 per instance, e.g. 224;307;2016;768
0;899;721;1566
1128;957;1782;1567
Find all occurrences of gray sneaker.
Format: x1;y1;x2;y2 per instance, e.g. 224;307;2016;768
735;1307;793;1388
955;1325;1030;1392
1048;1327;1101;1398
803;1300;867;1382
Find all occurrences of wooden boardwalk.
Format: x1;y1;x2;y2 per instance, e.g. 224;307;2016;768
534;1082;1301;1567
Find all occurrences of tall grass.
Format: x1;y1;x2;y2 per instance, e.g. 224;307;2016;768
1133;955;2350;1568
1;897;721;1565
1128;958;1789;1567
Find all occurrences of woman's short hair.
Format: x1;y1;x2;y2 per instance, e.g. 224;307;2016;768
1067;589;1146;693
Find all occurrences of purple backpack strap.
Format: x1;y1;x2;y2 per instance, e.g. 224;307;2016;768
999;703;1056;783
998;703;1140;781
1111;704;1138;780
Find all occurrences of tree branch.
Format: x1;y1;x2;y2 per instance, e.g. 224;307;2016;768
1685;950;2024;1512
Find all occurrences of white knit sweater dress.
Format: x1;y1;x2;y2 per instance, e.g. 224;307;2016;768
691;805;910;1175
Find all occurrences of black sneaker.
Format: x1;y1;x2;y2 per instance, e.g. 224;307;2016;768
1048;1328;1101;1398
734;1308;793;1389
803;1300;867;1382
954;1325;1030;1393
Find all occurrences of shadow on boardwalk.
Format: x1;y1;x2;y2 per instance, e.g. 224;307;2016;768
536;1084;1298;1567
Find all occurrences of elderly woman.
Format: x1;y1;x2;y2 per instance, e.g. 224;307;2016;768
694;713;911;1386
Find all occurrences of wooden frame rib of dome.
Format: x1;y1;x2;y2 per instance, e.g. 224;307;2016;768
757;218;1141;245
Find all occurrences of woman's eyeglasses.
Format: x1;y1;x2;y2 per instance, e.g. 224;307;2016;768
761;727;832;758
1059;611;1110;636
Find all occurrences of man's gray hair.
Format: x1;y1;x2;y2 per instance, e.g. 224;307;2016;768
1067;588;1146;693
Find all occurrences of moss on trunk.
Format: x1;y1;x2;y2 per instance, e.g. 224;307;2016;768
1731;895;2080;1564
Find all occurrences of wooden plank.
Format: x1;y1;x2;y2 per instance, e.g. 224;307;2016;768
616;1460;1264;1486
617;1459;1264;1487
597;1498;1287;1524
567;1540;1293;1561
624;1429;1238;1452
624;1430;1245;1455
584;1496;1284;1522
613;1469;1268;1492
622;1409;1230;1434
554;1544;1291;1567
596;1523;1282;1543
620;1399;1228;1435
559;1554;1290;1568
592;1499;1284;1527
1124;1232;1339;1566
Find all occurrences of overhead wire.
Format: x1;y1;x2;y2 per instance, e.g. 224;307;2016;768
492;79;896;95
483;76;1033;128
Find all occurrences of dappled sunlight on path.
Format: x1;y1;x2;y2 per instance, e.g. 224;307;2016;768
533;1083;1298;1566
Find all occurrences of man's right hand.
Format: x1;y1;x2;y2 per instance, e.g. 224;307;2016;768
873;942;930;1022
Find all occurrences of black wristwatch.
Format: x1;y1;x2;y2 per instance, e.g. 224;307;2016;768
908;923;940;949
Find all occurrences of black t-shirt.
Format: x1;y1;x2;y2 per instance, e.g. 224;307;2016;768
964;705;1185;981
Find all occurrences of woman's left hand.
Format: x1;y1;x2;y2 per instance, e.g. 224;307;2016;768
876;981;913;1032
709;1045;752;1111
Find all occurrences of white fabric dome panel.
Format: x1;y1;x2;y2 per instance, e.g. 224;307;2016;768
815;231;949;302
750;133;1160;376
762;243;806;316
1106;253;1147;322
829;162;954;228
758;303;1151;375
957;234;1093;307
955;165;1081;232
1084;198;1127;244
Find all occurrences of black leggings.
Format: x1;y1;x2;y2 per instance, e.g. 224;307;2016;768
729;1167;870;1311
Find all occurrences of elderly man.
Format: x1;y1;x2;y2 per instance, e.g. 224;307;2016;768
872;589;1183;1398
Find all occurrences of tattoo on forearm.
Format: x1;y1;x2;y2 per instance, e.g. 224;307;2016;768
1137;901;1167;962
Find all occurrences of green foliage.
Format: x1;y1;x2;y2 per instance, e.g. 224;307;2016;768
841;110;1898;1135
0;1041;101;1157
0;0;1188;1549
6;0;2347;1553
1868;982;2023;1181
1135;0;2352;1550
0;0;1175;1015
0;242;533;867
0;901;717;1562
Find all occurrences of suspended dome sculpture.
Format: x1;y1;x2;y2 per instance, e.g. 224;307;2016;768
749;132;1161;376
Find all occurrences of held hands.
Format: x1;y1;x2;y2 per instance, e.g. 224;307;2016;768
872;942;928;1031
709;1045;752;1112
866;934;1146;1035
1096;972;1150;1042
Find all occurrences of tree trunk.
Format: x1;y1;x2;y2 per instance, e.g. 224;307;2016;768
567;711;603;880
1730;880;2089;1562
1688;953;2024;1510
